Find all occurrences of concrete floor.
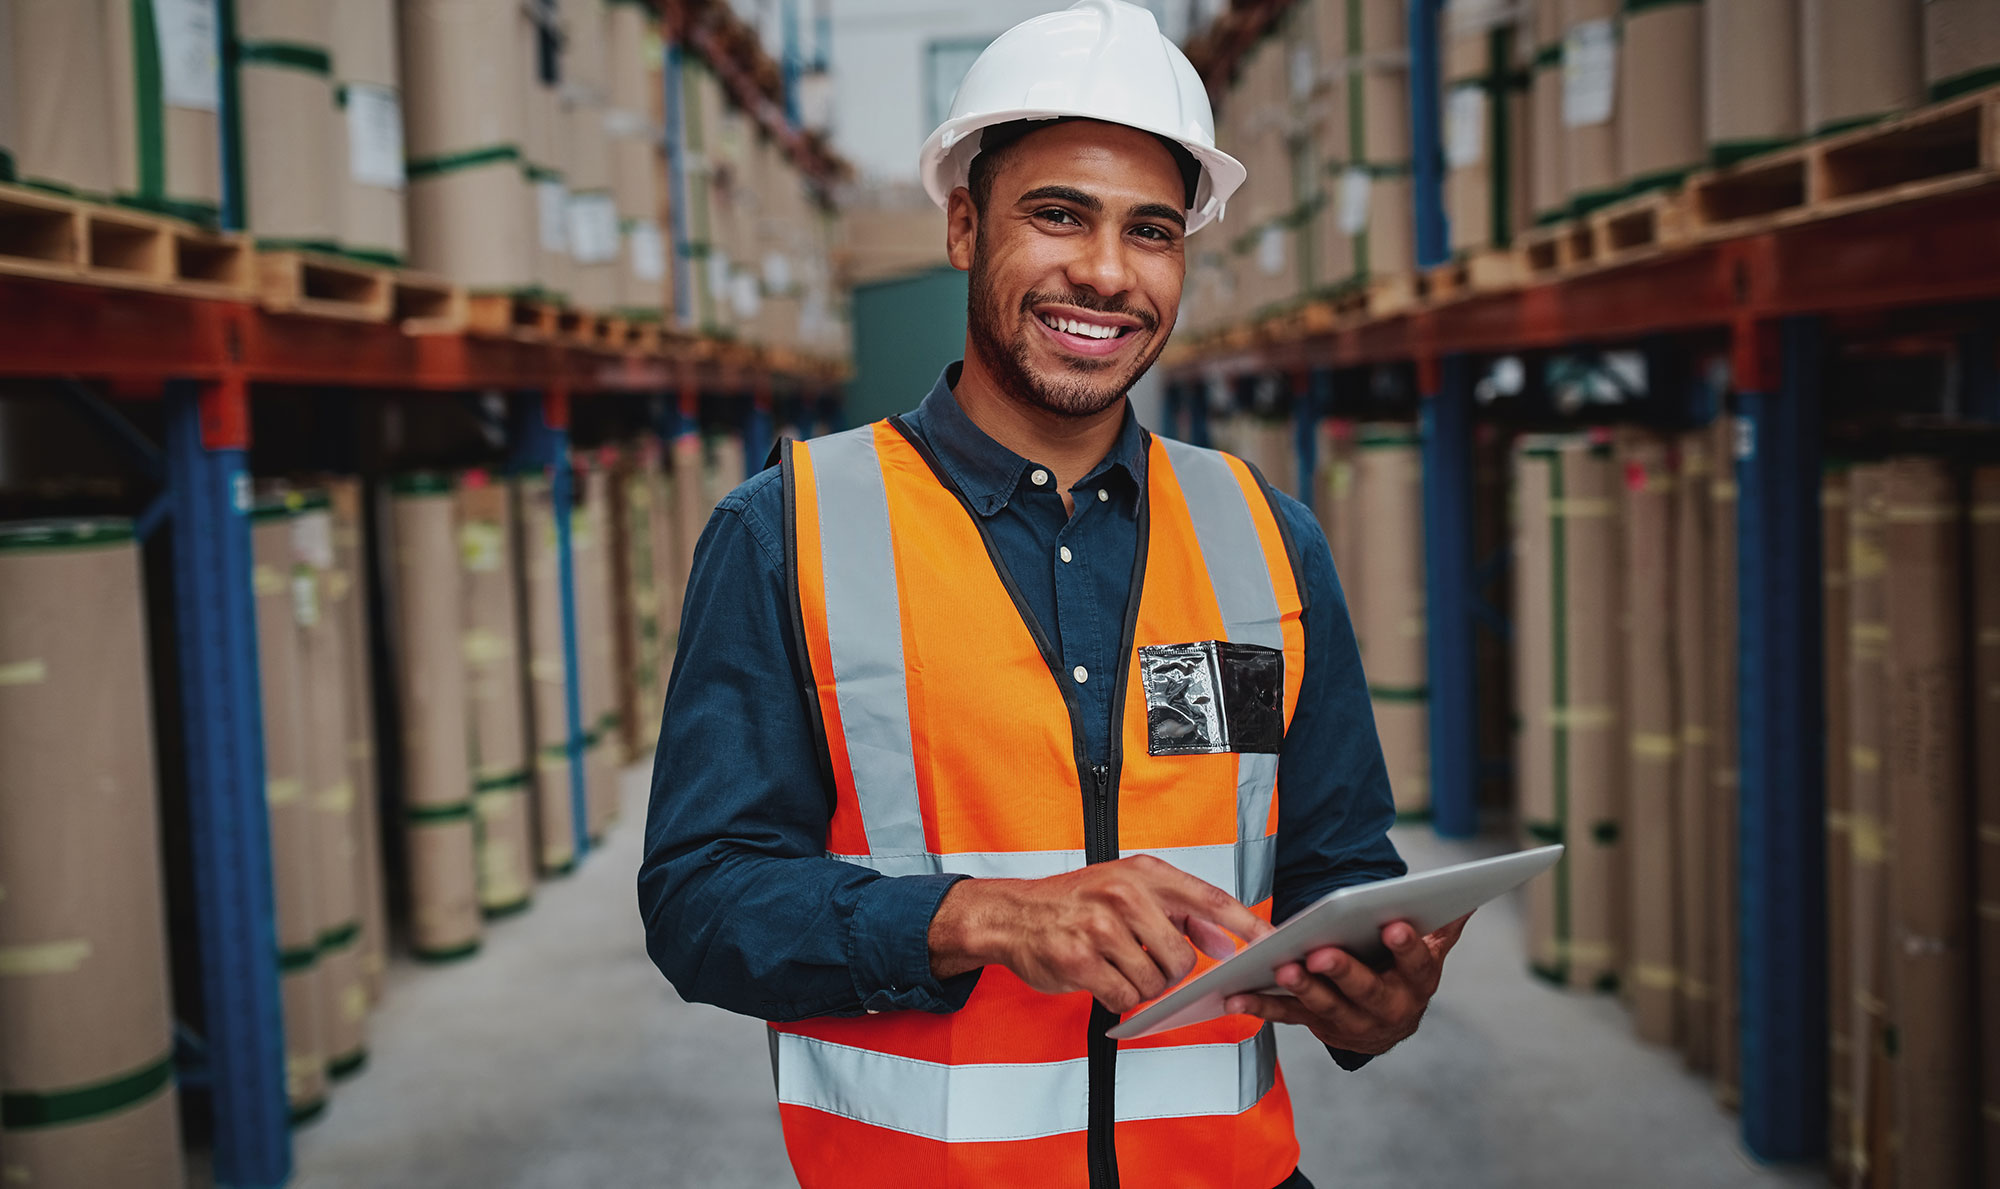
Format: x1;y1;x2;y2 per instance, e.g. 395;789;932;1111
293;768;1826;1188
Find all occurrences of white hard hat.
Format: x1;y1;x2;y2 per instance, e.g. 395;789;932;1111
918;0;1245;234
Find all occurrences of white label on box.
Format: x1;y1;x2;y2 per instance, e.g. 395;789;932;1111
1290;45;1316;102
459;522;504;573
292;512;334;570
290;567;320;628
1562;20;1616;129
567;192;620;263
762;251;791;293
629;221;666;282
537;180;570;254
1339;167;1372;235
706;253;730;300
1447;85;1486;168
731;269;761;319
152;0;220;112
345;84;406;189
1257;224;1286;275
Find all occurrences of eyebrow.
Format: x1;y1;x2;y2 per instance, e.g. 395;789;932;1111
1016;186;1188;231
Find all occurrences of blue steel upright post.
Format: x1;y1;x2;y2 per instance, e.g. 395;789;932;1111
1407;0;1449;268
1734;316;1828;1162
163;376;291;1188
1422;355;1479;838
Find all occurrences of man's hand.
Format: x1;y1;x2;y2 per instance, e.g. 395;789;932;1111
1222;913;1472;1055
928;856;1272;1013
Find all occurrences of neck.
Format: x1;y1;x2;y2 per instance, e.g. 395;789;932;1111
952;343;1126;503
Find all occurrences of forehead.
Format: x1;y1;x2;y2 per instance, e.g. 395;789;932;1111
991;121;1185;207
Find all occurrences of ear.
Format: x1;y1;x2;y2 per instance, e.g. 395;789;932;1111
945;187;978;273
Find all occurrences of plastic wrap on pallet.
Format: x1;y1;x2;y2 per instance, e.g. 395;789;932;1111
1616;433;1678;1046
1881;457;1976;1188
6;0;118;196
387;475;483;962
456;478;535;918
237;1;337;248
333;0;408;263
105;0;223;224
0;520;184;1188
1802;0;1924;137
401;0;533;290
1616;0;1702;195
1972;466;2000;1189
1670;430;1714;1069
517;473;578;875
250;507;330;1117
1819;464;1853;1182
1559;0;1621;215
1705;0;1802;166
1923;0;2000;100
291;502;368;1079
1353;425;1429;821
326;479;389;1004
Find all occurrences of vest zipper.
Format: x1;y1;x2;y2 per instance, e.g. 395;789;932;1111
1086;763;1119;1189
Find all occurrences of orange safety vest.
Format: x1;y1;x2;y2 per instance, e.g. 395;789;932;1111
774;417;1308;1188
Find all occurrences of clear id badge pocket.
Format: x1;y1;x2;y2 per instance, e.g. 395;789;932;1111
1137;640;1284;756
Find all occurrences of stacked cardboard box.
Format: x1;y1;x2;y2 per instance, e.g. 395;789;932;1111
0;519;185;1187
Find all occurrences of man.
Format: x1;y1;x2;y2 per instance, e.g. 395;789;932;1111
639;3;1468;1185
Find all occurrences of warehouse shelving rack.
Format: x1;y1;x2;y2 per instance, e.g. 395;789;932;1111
1171;0;2000;1168
0;4;842;1185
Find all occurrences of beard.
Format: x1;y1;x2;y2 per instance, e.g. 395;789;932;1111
966;239;1171;419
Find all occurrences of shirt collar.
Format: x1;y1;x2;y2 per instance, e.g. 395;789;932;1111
903;362;1148;518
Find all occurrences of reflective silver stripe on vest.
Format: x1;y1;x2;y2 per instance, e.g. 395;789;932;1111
807;427;929;862
1159;440;1285;906
775;1026;1277;1143
830;840;1272;905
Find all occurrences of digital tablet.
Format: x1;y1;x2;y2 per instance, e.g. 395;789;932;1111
1106;844;1565;1040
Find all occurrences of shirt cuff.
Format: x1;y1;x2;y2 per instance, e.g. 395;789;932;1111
1325;1043;1374;1072
845;872;980;1014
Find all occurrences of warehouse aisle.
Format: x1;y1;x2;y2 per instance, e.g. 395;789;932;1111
294;768;1820;1189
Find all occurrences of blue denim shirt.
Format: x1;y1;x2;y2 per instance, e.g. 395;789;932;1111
638;365;1405;1029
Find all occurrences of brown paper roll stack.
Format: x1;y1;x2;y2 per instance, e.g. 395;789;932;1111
7;0;118;196
250;507;329;1118
290;502;368;1079
525;7;573;304
1819;466;1852;1181
1970;466;2000;1189
1845;462;1897;1182
1705;0;1802;165
1802;0;1924;137
1314;420;1360;588
1528;0;1568;224
104;0;223;222
1618;432;1678;1046
388;475;482;962
332;0;408;262
326;479;390;1004
456;477;536;918
648;451;684;689
0;520;184;1188
1672;431;1714;1068
614;451;665;756
1560;0;1620;214
1882;457;1976;1189
519;474;580;874
1706;417;1739;1104
237;0;336;247
1512;441;1564;984
607;0;665;317
1616;0;1702;194
1924;0;2000;100
1353;425;1430;822
576;462;620;836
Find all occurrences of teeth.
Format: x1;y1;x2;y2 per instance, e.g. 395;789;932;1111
1044;314;1120;340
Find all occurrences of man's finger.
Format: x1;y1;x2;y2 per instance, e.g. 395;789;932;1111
1383;920;1440;995
1429;912;1474;960
1083;958;1149;1015
1127;908;1200;988
1099;931;1174;1005
1315;945;1396;1017
1274;964;1370;1032
1222;992;1321;1030
1147;863;1272;944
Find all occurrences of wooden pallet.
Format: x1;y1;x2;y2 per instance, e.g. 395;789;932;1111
465;292;561;339
258;252;392;321
1687;83;2000;239
1421;247;1527;303
1519;190;1690;280
392;270;466;335
0;183;253;298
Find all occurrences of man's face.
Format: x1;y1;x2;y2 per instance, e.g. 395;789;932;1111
948;121;1187;419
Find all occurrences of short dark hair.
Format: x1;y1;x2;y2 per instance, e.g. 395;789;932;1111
966;118;1200;214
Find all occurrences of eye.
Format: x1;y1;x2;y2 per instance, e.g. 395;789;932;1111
1034;207;1082;227
1132;224;1176;243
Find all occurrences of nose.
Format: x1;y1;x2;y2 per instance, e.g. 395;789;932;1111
1063;221;1136;299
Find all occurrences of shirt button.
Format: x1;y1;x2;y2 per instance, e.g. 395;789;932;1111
1059;546;1073;563
1031;468;1049;487
1072;665;1088;684
1097;489;1109;502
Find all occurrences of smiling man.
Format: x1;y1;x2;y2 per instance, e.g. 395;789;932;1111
638;3;1466;1186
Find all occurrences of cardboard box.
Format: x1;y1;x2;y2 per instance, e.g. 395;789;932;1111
1882;457;1976;1188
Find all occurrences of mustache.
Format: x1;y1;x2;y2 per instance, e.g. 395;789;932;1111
1018;287;1158;333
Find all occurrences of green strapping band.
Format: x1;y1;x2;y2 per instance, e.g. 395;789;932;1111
391;471;455;496
1708;137;1798;169
131;0;166;205
1370;685;1431;703
0;148;15;182
1395;808;1434;825
327;1050;368;1080
408;143;523;180
0;519;136;552
238;41;334;77
1622;165;1697;199
290;1098;328;1127
1358;428;1421;448
1933;65;2000;103
1622;0;1701;13
475;768;531;793
1812;112;1889;140
1;1051;174;1129
1524;820;1563;844
524;162;565;184
408;801;475;824
319;920;361;952
337;245;405;268
1533;43;1562;71
1593;820;1621;844
1530;960;1569;986
1489;26;1517;248
278;943;319;973
255;236;342;255
1569;186;1625;219
412;939;481;964
483;897;534;920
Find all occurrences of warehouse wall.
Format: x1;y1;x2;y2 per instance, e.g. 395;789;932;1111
849;265;968;423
